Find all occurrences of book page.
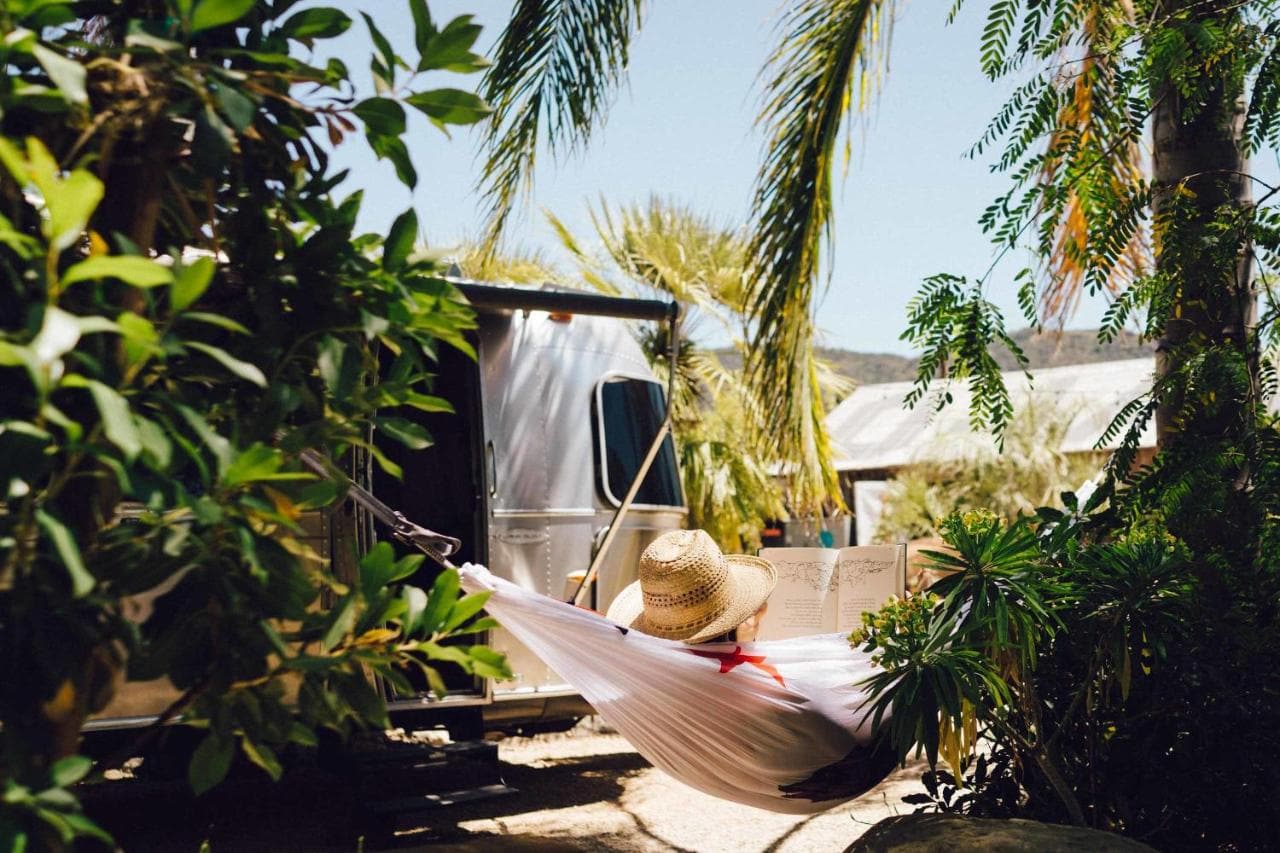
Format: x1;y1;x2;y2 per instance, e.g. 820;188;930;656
836;544;904;633
756;548;840;640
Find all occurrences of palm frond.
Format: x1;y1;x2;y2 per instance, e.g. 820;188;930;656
636;323;717;425
746;0;892;513
814;349;857;407
1037;3;1149;327
450;242;562;284
680;415;788;552
545;208;621;295
477;0;645;253
588;196;746;333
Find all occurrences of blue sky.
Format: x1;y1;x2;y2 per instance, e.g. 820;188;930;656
318;2;1160;355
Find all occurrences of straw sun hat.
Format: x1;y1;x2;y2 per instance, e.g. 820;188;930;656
605;529;777;644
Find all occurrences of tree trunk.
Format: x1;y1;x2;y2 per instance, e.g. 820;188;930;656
1149;0;1260;609
1151;1;1256;447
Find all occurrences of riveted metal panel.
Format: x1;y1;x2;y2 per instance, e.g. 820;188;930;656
476;309;683;696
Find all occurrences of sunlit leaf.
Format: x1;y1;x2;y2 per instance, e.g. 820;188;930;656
116;312;162;365
189;0;256;34
125;20;184;52
384;209;418;272
352;98;405;136
60;376;143;460
401;586;428;634
31;43;86;104
360;11;399;79
443;591;491;632
211;80;256;132
405;392;455;415
47;756;91;788
31;306;79;375
186;342;266;387
405;88;492;127
467;645;512;680
418;14;487;73
409;0;434;54
179;312;250;335
224;443;284;486
368;132;417;188
418;569;460;634
376;416;431;450
188;732;233;795
35;509;94;596
134;415;173;469
321;596;357;651
240;739;282;781
0;138;105;252
316;336;362;398
278;7;351;40
63;255;173;289
171;256;216;311
174;403;233;476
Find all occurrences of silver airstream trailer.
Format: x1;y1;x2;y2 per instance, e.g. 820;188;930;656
86;280;685;742
371;279;685;732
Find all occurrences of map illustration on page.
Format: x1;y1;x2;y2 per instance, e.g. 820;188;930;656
755;544;906;641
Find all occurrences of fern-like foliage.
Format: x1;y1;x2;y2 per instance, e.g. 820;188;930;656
989;3;1150;327
879;3;1280;846
981;0;1019;78
901;274;1030;444
1245;21;1280;153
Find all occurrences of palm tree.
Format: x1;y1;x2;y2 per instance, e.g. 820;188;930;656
548;197;793;549
477;0;890;517
475;0;1268;493
741;0;892;513
450;242;562;284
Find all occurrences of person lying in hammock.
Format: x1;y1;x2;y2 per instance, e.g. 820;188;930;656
459;529;896;814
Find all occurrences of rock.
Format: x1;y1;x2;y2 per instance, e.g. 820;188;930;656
844;814;1158;852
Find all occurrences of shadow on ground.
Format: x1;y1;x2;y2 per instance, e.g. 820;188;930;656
82;747;651;852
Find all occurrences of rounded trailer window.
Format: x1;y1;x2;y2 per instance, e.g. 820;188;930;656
594;375;683;508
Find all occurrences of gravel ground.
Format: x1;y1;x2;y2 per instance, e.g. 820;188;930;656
399;719;929;852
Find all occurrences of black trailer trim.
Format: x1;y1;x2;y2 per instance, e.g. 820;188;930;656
452;281;677;322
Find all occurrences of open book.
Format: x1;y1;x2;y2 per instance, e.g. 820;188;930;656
755;544;906;641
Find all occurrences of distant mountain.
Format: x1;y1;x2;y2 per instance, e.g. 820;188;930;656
811;347;916;385
993;328;1152;371
714;329;1153;388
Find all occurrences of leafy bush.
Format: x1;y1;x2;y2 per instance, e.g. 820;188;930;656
0;1;507;848
874;402;1105;542
866;5;1280;843
858;499;1280;849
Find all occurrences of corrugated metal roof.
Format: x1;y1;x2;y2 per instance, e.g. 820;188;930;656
826;358;1158;473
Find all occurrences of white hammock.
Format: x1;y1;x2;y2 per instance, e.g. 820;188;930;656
459;563;895;814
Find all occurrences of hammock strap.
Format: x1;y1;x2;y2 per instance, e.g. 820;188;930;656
297;448;461;568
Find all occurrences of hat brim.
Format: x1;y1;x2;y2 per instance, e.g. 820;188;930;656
604;555;777;644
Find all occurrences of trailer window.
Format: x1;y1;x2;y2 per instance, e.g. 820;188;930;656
595;377;683;508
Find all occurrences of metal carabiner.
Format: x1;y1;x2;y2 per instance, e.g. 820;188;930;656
391;511;462;560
